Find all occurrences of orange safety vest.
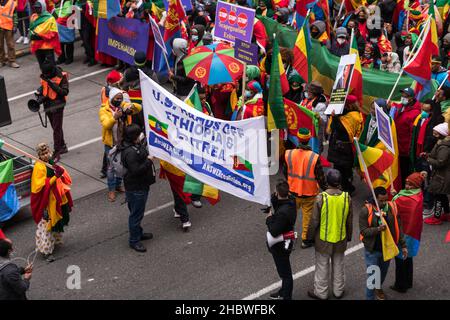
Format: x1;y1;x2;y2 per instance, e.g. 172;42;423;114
285;149;319;197
0;0;15;31
360;202;400;244
41;72;67;101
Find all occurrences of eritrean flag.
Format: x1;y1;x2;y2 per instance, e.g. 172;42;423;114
350;29;363;108
292;18;311;83
148;115;168;139
294;0;318;30
232;155;254;179
356;142;394;184
0;159;20;223
29;12;61;56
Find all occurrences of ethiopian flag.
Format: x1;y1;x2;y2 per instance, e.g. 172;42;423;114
29;12;61;56
148;115;168;139
0;159;20;222
356;142;394;184
350;29;363;107
267;34;289;130
292;19;312;83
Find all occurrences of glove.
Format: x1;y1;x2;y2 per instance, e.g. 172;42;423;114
53;164;64;178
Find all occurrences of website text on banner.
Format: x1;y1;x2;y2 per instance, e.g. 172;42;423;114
214;1;255;44
98;17;150;65
139;71;271;206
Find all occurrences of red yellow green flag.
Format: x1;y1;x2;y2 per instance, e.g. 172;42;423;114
350;29;363;107
292;19;311;83
356;142;394;184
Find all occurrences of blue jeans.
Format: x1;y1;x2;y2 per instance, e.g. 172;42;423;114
126;190;149;245
365;250;391;300
105;145;122;191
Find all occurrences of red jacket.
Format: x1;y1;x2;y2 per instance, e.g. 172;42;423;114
394;100;421;156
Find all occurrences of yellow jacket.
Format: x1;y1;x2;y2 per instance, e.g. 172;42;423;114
99;101;142;147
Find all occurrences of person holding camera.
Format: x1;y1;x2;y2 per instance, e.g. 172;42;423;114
35;61;69;163
0;239;32;300
266;180;297;300
121;124;155;253
306;169;353;300
99;87;142;202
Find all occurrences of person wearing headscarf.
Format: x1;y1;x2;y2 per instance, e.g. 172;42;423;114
391;172;425;294
255;0;274;18
380;52;401;73
327;95;363;193
310;20;330;49
188;24;205;53
423;123;450;225
31;142;72;262
285;74;304;103
170;38;196;99
232;80;264;120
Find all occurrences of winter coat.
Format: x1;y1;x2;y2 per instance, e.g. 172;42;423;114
266;197;297;254
427;137;450;194
330;40;350;58
394;100;421;157
0;259;29;300
121;140;155;192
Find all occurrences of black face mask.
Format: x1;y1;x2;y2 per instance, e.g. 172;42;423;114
112;99;122;107
311;30;319;38
358;17;366;23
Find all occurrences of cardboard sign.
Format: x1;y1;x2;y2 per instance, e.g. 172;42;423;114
375;102;395;155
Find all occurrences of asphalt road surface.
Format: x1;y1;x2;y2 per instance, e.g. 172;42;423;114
1;45;449;300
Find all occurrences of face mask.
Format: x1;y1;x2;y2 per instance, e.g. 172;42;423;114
191;35;199;42
421;111;430;119
337;38;346;45
358;17;366;23
291;84;300;90
112;99;122;107
311;31;319;38
245;90;252;98
304;92;309;99
370;38;378;43
401;97;409;105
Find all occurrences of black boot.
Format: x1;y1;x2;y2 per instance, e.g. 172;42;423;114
65;43;74;65
56;44;66;64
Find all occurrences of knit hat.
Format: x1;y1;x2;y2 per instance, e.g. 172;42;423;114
346;95;357;104
306;81;323;94
433;122;449;137
106;70;122;84
406;172;424;189
336;27;348;38
247;80;262;93
109;87;123;104
124;67;139;83
311;20;326;34
297;128;311;143
134;51;147;67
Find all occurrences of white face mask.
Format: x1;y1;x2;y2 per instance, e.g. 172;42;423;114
337;38;346;45
304;92;309;99
401;97;409;105
370;38;378;43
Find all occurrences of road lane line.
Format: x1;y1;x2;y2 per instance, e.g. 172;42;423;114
242;243;365;300
144;202;174;216
7;68;112;102
68;137;102;152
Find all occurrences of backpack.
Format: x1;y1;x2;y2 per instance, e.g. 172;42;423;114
108;145;129;179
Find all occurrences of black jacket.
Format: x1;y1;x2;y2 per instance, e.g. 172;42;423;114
0;261;29;300
173;61;196;97
266;197;297;253
38;67;69;112
121;141;155;192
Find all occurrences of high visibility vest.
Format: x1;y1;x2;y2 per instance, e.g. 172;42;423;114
319;192;349;243
41;73;67;101
0;0;15;31
285;149;319;197
360;202;400;244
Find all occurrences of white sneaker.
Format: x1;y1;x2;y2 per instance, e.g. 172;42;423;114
16;36;24;44
173;208;181;218
182;221;191;229
23;37;29;45
423;208;433;218
192;200;202;208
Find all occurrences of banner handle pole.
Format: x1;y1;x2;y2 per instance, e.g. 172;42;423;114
433;72;450;100
334;0;345;30
354;137;380;211
1;141;54;169
239;60;247;111
388;167;396;195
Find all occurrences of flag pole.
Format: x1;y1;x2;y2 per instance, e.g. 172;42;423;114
240;61;247;108
354;137;380;211
334;0;345;30
433;72;450;100
1;141;54;169
386;17;431;104
349;28;355;55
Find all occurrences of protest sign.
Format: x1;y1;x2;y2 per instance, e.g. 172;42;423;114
234;39;258;66
150;16;167;55
325;54;356;115
98;17;149;65
375;102;395;155
214;1;255;44
139;70;271;206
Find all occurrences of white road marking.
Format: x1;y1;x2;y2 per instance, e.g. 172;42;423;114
68;137;102;152
144;201;174;216
242;243;365;300
7;68;112;102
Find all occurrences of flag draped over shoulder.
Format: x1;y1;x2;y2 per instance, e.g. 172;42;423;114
356;142;394;184
160;160;191;204
29;12;61;56
292;19;311;83
393;189;424;257
267;35;288;130
350;30;363;107
403;19;433;100
0;159;20;223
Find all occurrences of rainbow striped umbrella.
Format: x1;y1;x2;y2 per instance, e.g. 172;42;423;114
183;43;244;86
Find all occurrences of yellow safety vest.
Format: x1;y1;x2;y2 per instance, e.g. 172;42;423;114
319;192;349;243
